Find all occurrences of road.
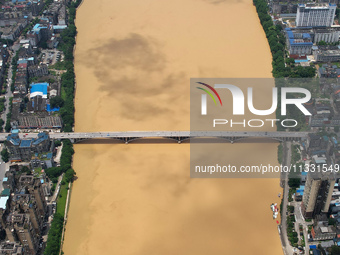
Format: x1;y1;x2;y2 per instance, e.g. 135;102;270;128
280;141;294;255
0;144;7;192
0;131;310;143
294;201;310;254
1;56;13;126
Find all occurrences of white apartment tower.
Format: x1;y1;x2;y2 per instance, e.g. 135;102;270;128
296;3;336;27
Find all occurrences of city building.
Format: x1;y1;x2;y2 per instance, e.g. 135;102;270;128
285;28;313;55
302;172;335;219
10;193;43;235
270;1;298;14
313;45;340;62
311;215;336;240
5;213;39;255
16;115;62;129
31;0;44;16
27;83;48;113
0;19;28;41
31;152;53;169
286;27;340;44
318;64;340;78
0;241;23;255
28;64;48;77
314;27;340;43
22;176;47;218
5;132;51;161
296;3;336;27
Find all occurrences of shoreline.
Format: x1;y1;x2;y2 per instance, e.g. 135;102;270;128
44;0;83;254
59;0;84;251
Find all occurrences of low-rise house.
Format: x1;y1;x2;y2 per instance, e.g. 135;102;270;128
314;46;340;62
0;241;23;254
312;221;336;241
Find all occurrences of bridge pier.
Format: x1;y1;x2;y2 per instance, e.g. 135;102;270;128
119;137;140;144
221;136;243;144
71;138;88;143
165;136;190;143
178;136;190;143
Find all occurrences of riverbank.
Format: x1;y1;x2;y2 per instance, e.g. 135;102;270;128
253;0;316;79
44;1;83;253
44;140;75;255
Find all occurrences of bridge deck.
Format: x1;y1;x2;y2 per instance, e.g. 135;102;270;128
0;131;309;143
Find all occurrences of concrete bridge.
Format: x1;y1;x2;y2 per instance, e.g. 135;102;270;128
0;131;310;144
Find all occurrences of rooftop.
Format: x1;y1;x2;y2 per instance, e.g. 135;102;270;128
1;189;10;197
0;197;9;210
19;139;31;148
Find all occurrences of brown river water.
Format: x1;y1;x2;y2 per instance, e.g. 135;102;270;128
62;0;284;254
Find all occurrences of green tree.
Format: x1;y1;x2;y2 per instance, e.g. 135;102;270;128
54;140;62;147
21;166;31;174
50;96;64;108
317;40;327;46
65;168;75;183
4;122;11;133
44;213;64;255
288;178;300;188
331;245;340;255
285;58;295;67
329;218;336;226
1;148;8;162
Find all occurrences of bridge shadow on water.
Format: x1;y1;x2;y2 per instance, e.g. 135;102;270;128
74;137;279;145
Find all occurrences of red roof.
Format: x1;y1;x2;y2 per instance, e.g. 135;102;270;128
18;63;27;68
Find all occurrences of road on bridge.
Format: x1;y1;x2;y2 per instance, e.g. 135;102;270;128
0;131;310;143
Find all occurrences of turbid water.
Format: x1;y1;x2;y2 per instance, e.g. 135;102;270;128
63;0;284;254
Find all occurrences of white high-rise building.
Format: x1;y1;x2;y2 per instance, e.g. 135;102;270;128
296;3;336;27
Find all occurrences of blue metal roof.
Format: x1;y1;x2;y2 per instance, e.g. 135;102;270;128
46;104;60;112
7;134;20;146
32;132;48;145
290;39;313;46
19;139;32;148
303;33;311;39
32;23;47;33
332;137;338;145
11;129;19;134
30;83;48;95
286;28;313;46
